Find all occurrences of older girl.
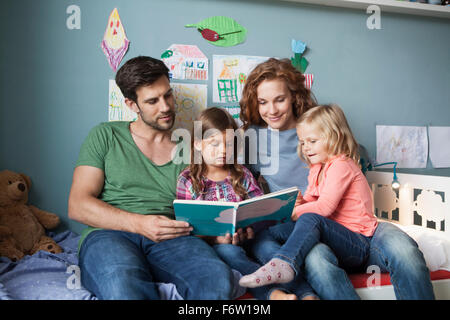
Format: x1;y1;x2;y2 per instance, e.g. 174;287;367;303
176;107;262;245
177;107;316;300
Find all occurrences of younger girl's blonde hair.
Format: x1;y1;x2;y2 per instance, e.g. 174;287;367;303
296;104;360;166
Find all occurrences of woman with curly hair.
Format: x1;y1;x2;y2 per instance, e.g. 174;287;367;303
213;58;320;300
217;58;433;300
239;57;317;194
232;58;434;300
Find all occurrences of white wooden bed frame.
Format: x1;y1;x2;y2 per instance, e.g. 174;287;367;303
359;171;450;300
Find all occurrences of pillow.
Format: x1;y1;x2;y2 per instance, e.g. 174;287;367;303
395;224;450;272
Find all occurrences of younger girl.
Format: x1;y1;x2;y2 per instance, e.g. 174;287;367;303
176;107;313;300
239;104;378;288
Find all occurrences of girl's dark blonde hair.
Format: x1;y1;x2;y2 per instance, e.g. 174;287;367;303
296;104;360;166
190;107;249;200
240;58;317;130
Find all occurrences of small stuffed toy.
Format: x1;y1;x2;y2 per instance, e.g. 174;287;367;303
0;170;62;261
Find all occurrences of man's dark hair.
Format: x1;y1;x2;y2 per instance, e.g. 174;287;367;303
115;56;169;102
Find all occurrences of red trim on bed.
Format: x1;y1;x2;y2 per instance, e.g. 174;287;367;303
236;292;254;300
349;270;450;289
236;270;450;299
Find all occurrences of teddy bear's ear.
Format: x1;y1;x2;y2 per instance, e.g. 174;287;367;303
19;173;32;190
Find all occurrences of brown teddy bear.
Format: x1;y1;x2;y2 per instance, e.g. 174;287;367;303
0;170;62;261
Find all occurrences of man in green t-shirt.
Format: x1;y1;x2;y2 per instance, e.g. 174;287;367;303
68;56;235;300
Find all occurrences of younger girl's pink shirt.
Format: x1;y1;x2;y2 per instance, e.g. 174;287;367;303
294;155;378;237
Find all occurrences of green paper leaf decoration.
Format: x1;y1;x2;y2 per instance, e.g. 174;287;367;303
291;53;309;73
186;16;247;47
291;53;301;71
300;57;309;73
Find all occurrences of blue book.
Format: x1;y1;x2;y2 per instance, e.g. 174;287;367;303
174;187;299;236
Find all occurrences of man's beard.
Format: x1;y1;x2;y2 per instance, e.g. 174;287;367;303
137;105;176;131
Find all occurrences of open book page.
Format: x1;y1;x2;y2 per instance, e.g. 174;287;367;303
173;187;298;236
235;187;299;231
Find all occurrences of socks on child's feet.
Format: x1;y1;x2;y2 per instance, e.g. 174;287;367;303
239;258;295;288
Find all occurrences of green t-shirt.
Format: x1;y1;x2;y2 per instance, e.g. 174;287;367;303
75;121;188;248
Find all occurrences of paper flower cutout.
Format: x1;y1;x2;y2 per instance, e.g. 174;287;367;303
291;39;306;54
101;8;130;72
290;39;309;73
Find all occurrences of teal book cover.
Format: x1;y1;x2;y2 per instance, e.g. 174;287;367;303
174;201;238;236
174;187;298;236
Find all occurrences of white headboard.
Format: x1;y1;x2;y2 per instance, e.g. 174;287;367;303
366;171;450;238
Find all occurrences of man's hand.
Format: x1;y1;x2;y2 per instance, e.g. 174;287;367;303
69;166;192;242
135;215;193;243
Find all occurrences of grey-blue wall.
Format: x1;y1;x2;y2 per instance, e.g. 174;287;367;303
1;0;449;234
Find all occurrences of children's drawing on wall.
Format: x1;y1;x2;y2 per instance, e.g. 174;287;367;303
171;83;207;136
376;125;428;168
161;44;208;81
428;126;450;168
219;106;242;127
101;8;130;72
212;55;269;103
108;80;137;122
186;16;247;47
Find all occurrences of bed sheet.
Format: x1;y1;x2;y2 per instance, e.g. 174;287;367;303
0;231;244;300
0;230;97;300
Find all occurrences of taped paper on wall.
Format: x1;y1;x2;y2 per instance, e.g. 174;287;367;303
171;83;207;134
212;55;270;103
376;125;428;168
108;80;137;122
101;8;130;72
162;44;208;81
185;16;247;47
219;106;242;127
428;126;450;168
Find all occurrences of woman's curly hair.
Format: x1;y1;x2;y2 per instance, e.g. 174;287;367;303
239;58;317;130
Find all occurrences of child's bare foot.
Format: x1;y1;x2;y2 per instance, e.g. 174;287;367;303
270;289;298;300
301;295;320;300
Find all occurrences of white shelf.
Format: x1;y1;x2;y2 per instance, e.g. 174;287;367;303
279;0;450;18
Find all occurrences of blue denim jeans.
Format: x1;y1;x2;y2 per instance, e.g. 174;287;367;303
252;213;371;276
213;243;316;300
78;230;235;300
303;222;435;300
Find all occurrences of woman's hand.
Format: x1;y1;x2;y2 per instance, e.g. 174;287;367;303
291;191;304;221
214;233;233;244
291;209;299;221
214;227;255;245
295;191;304;206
